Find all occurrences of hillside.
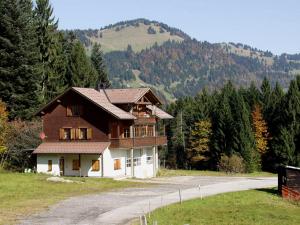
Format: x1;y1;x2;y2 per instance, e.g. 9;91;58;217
71;18;188;53
72;19;300;102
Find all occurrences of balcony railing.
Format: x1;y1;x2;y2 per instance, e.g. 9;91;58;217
110;136;167;149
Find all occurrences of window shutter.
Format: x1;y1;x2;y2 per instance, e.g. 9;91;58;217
71;128;76;140
92;160;100;171
117;159;121;169
59;128;64;140
66;106;72;116
87;128;92;140
48;160;52;171
75;128;80;140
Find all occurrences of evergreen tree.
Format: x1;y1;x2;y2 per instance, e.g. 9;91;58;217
0;0;41;119
91;43;110;89
64;34;97;88
34;0;60;102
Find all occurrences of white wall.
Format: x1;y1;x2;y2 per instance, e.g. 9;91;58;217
37;154;102;177
36;146;158;178
37;154;60;176
102;148;127;177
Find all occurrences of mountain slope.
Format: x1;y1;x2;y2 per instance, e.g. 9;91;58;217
72;19;300;102
71;18;188;53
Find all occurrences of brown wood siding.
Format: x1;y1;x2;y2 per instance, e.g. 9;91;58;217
43;91;111;142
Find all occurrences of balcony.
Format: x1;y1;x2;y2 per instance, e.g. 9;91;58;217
110;136;167;149
134;116;156;125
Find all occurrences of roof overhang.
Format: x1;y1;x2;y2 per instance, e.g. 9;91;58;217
33;142;110;154
146;105;173;119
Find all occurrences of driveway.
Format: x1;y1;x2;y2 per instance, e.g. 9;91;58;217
21;176;277;225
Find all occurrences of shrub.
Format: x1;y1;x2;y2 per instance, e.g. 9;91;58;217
218;154;245;173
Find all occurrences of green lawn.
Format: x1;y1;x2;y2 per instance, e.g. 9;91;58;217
0;171;142;225
157;169;276;177
146;189;300;225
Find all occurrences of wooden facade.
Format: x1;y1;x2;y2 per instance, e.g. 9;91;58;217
41;89;168;148
278;166;300;201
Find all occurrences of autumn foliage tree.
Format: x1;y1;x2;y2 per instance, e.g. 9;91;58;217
0;100;9;167
251;104;269;155
186;119;212;169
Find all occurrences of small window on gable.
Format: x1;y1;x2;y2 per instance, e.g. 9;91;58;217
92;160;100;171
67;105;82;116
48;160;52;172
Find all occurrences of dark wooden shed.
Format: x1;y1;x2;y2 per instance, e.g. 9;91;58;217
278;166;300;201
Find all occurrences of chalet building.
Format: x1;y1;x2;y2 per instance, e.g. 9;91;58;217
33;87;173;178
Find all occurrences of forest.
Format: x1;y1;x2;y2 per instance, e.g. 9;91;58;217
165;78;300;172
103;40;300;101
0;0;299;173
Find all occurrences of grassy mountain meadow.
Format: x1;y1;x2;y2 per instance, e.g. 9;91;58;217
72;18;300;102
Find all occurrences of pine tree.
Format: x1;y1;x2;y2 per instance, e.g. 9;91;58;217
34;0;58;102
0;0;42;119
251;104;269;155
64;34;97;88
186;119;212;168
91;43;110;89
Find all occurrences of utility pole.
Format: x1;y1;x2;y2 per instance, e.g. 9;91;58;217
180;111;185;151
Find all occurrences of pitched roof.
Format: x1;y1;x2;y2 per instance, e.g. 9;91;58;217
33;142;110;154
104;88;161;104
72;87;135;120
147;105;173;119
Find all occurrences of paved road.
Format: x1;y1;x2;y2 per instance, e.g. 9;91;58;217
21;176;277;225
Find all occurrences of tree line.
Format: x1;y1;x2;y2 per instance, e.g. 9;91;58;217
0;0;109;170
0;0;109;120
166;77;300;172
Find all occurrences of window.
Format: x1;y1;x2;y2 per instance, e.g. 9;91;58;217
92;160;100;171
123;127;130;138
146;156;153;164
48;160;52;172
134;126;140;137
114;159;121;170
67;105;82;116
72;159;80;170
78;128;87;140
133;158;141;166
126;158;132;167
141;126;147;137
60;128;75;140
147;125;154;136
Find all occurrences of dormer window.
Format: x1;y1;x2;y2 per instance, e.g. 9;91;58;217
66;105;82;116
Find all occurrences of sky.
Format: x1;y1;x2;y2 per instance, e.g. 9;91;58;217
50;0;300;55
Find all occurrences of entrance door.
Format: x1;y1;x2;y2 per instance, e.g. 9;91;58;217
59;158;64;176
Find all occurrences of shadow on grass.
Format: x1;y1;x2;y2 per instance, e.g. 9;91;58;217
256;187;278;195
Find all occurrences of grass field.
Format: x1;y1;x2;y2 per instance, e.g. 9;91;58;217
146;188;300;225
0;171;142;225
157;169;276;177
90;22;184;53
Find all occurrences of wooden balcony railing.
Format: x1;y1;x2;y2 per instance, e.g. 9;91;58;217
134;116;156;124
110;136;167;149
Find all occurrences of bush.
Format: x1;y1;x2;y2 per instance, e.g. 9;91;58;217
218;154;245;173
147;26;156;34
